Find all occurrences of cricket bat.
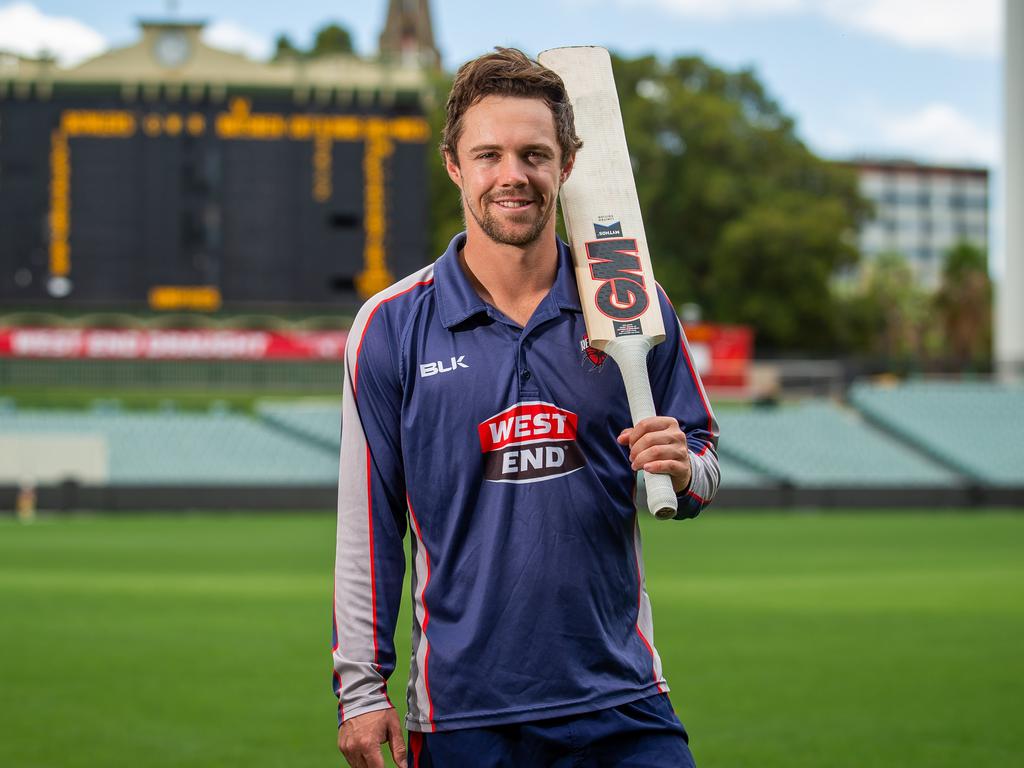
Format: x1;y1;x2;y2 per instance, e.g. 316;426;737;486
538;46;678;520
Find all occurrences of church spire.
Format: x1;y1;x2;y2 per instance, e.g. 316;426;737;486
379;0;441;69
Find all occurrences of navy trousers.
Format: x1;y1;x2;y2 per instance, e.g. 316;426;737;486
408;694;696;767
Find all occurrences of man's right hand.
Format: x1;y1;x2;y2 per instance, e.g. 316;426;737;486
338;708;407;768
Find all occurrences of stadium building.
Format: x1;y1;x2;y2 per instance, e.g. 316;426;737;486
841;158;990;288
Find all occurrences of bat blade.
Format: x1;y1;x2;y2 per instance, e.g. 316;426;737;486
539;46;677;520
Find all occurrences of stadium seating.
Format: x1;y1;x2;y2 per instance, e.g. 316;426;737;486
717;454;773;487
1;408;338;485
849;382;1024;486
256;401;341;449
715;401;958;487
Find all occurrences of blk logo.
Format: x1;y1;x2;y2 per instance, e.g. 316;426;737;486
419;356;468;378
478;401;587;483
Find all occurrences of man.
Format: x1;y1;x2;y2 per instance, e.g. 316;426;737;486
334;48;719;767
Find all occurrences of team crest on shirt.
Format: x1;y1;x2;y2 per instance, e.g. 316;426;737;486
579;335;607;369
478;402;587;483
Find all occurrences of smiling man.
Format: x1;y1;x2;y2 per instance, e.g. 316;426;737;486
333;48;719;768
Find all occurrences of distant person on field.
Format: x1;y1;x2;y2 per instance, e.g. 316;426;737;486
332;47;719;767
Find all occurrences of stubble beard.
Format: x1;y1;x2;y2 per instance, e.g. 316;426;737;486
465;189;555;248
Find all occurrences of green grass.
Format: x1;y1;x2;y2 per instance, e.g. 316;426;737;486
1;511;1021;767
0;386;339;413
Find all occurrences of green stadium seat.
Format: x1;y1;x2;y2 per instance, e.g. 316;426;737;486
717;401;958;487
849;382;1024;486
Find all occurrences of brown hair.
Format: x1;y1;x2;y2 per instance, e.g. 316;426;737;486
441;47;582;165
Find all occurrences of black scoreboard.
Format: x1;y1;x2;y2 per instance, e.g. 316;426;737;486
0;93;429;310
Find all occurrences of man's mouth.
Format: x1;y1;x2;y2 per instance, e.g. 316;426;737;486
491;197;535;209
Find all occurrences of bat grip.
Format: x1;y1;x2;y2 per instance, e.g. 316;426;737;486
604;337;678;520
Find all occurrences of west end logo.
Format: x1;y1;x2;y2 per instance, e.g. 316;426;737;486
478;402;587;483
586;221;650;321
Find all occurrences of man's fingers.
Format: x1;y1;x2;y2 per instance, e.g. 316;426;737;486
627;416;679;442
630;431;690;466
387;717;408;768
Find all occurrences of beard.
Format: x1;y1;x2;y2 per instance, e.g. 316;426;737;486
465;189;555;247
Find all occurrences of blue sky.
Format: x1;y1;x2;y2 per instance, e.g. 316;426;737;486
0;0;1001;167
0;1;1006;266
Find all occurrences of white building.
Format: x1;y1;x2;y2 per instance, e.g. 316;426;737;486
843;159;989;288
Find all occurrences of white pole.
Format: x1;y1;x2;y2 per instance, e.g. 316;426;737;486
998;0;1024;379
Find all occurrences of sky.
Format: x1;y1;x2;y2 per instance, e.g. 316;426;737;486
0;0;1006;263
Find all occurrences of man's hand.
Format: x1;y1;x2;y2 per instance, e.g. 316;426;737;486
617;416;691;494
338;709;406;768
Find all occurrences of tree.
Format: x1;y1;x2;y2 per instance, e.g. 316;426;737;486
934;242;992;368
424;73;467;260
272;34;301;61
310;23;354;57
609;54;868;352
271;23;355;61
853;251;932;361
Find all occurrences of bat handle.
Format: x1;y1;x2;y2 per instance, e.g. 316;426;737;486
603;336;678;520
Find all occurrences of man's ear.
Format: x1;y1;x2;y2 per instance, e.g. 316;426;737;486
560;152;576;184
444;150;462;186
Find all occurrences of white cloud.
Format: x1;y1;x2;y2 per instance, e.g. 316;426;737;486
201;20;273;61
807;98;997;166
820;0;999;58
0;2;106;66
878;102;998;164
614;0;999;57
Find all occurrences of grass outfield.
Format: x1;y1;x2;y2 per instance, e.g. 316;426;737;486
1;511;1021;767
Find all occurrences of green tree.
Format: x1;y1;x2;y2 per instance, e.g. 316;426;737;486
425;73;466;259
310;23;354;57
272;34;301;61
934;242;992;368
609;54;868;352
855;251;932;360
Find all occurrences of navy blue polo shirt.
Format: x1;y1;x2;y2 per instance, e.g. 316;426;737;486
332;233;719;732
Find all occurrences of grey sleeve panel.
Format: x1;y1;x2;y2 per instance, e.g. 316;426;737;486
333;324;392;722
333;272;430;724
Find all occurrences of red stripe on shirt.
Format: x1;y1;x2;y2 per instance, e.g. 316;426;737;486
633;512;665;693
352;279;434;394
407;494;436;731
364;444;393;704
409;731;423;766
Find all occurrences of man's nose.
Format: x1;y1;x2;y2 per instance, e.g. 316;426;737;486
497;155;529;186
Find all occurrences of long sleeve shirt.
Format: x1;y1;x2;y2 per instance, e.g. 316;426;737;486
333;233;719;732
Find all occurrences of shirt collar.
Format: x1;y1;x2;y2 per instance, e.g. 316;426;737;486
434;232;582;330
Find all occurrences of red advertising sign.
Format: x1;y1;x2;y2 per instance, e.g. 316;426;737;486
0;328;349;360
0;324;752;390
681;324;752;390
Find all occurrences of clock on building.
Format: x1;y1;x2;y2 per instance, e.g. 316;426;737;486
153;30;192;68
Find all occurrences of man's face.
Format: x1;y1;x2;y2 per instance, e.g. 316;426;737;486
445;95;573;248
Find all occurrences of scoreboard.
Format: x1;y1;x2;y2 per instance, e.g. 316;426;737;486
0;93;430;310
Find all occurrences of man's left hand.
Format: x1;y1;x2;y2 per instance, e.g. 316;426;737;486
617;416;691;494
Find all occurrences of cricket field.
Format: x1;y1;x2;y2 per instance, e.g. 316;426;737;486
1;511;1021;767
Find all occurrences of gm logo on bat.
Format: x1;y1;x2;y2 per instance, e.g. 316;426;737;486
585;221;650;321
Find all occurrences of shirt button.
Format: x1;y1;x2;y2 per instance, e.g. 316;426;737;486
521;369;531;380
